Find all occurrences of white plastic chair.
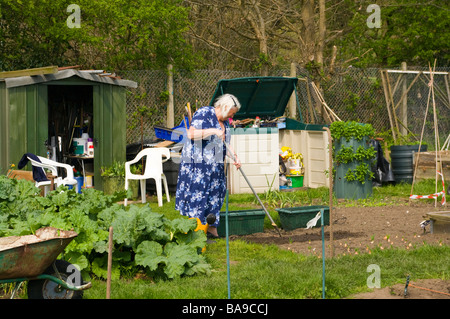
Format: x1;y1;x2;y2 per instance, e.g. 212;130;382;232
26;160;54;196
124;147;170;207
27;156;78;195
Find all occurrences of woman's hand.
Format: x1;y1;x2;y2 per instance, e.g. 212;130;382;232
214;128;225;141
232;154;241;170
225;142;241;169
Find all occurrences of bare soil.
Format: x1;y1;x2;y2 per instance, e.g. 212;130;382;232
231;200;450;299
351;278;450;299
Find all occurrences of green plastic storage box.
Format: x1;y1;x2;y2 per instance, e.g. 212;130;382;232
217;209;266;237
276;205;329;230
287;175;304;188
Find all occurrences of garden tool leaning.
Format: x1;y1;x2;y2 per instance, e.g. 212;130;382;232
224;141;282;237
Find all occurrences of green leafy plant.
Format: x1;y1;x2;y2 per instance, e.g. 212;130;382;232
344;169;356;182
344;163;375;184
0;175;210;280
101;161;125;177
101;161;141;198
337;145;376;164
330;121;376;185
377;129;428;150
330;121;375;142
335;146;354;164
354;145;376;162
101;161;142;177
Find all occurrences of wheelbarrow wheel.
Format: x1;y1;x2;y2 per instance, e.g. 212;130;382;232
27;260;84;299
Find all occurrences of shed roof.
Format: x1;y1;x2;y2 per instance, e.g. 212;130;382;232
0;68;137;89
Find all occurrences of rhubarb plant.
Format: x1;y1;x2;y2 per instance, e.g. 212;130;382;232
0;175;210;280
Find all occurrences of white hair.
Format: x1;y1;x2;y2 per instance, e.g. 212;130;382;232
214;94;241;118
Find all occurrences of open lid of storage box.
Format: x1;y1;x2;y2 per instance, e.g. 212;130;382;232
209;77;298;120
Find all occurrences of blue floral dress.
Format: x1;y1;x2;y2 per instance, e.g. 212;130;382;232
175;106;229;227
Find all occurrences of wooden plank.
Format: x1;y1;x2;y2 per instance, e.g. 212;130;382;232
58;65;81;70
387;70;448;75
415;167;449;180
0;66;58;79
7;170;33;181
414;151;450;180
155;140;174;148
414;151;450;165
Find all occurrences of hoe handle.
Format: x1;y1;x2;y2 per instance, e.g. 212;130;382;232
224;142;282;237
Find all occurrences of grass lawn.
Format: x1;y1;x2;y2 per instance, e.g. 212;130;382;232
84;240;449;299
82;179;450;299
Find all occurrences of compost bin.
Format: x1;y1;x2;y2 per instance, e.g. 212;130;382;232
209;76;330;194
390;144;428;183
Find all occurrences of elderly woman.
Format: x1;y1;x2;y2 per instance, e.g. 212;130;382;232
176;94;241;238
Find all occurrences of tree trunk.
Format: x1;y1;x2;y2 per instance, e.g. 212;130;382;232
241;0;269;76
315;0;326;69
300;0;315;66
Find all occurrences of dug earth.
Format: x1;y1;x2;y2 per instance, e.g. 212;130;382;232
233;201;450;299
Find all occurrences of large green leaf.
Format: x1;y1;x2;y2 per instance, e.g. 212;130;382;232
166;217;197;235
0;176;212;280
135;240;166;271
175;228;207;251
111;208;145;247
163;242;210;279
91;255;121;280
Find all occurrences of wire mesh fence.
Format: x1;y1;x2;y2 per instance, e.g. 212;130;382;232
380;67;450;149
119;66;450;149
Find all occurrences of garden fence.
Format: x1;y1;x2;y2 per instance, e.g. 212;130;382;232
119;66;450;149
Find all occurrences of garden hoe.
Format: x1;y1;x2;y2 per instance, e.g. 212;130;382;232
224;142;282;237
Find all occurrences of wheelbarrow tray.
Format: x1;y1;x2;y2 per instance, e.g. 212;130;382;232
0;227;77;280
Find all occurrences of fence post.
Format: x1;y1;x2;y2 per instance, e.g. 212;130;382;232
167;64;174;128
288;62;297;119
401;62;408;136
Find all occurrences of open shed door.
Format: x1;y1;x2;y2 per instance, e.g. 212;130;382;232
93;84;126;190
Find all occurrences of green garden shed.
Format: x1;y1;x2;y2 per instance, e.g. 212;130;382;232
0;67;137;190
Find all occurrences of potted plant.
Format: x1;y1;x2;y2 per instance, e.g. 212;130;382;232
330;121;376;199
280;146;305;188
101;161;141;198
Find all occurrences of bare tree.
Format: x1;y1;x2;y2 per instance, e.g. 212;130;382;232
185;0;347;77
185;0;285;74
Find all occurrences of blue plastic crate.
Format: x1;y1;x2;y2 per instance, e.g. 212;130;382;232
154;116;190;143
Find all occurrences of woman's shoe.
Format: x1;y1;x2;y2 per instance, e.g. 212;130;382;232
207;232;219;239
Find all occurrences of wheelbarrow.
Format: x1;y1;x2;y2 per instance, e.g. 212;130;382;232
0;227;91;299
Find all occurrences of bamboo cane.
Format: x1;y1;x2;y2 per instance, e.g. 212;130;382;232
106;226;113;299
